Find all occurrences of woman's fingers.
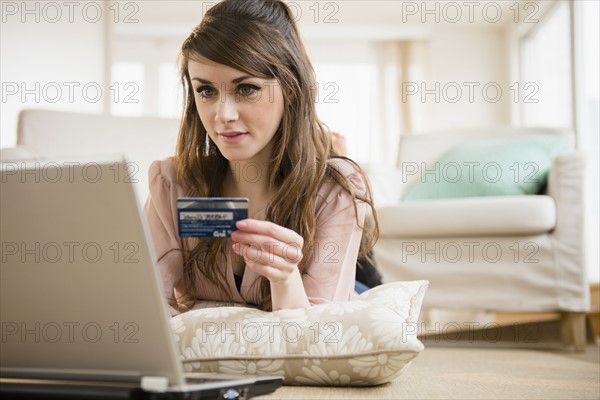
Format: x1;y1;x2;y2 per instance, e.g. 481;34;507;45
235;219;304;248
231;219;303;264
232;242;297;283
231;219;304;283
246;262;292;282
231;233;302;264
232;242;300;270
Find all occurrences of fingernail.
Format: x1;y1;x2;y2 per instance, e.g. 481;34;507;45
237;220;248;229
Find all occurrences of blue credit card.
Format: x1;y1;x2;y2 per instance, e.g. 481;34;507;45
177;197;249;238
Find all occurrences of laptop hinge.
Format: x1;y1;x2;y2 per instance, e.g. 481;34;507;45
140;376;169;393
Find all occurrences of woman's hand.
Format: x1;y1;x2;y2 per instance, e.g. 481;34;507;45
230;219;303;283
231;219;310;309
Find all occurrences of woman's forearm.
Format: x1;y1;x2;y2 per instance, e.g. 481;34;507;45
269;268;311;310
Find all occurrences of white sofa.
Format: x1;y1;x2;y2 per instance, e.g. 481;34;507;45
1;110;590;350
366;127;589;350
2;109;180;206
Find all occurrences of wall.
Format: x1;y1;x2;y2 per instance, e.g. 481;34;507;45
427;27;510;131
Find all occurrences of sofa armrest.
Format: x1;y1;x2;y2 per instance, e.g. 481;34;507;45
546;151;589;311
0;145;40;163
547;151;586;225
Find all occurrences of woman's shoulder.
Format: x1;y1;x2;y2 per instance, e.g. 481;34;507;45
322;157;368;196
313;158;369;220
148;157;179;190
327;157;361;177
326;157;366;185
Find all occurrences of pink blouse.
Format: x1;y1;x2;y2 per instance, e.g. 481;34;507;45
144;157;367;316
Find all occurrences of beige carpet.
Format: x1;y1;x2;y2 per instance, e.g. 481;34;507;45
255;345;600;399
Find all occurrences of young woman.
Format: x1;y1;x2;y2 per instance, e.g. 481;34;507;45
145;0;379;316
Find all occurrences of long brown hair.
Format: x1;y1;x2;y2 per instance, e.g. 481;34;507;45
172;0;379;311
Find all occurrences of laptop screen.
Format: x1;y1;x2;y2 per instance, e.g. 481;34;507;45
1;158;185;386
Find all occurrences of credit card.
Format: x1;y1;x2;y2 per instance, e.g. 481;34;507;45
177;197;249;238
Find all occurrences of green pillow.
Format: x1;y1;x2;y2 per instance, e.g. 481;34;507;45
402;135;567;201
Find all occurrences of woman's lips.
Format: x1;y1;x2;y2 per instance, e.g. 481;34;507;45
218;131;248;145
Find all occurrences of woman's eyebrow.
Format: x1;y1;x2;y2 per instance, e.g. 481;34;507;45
191;75;255;85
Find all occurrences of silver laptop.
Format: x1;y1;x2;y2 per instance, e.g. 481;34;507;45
0;157;283;399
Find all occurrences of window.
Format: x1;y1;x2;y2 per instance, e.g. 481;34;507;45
520;1;572;129
313;63;379;163
307;39;404;165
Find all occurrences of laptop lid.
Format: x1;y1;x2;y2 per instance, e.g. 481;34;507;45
0;157;186;386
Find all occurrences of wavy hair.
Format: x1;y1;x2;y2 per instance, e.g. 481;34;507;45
172;0;379;311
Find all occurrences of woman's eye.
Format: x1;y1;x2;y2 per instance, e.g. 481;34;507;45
196;86;215;98
238;84;260;97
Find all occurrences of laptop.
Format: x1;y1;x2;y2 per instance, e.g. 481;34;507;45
0;157;283;399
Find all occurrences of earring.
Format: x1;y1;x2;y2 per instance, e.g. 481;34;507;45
203;133;211;157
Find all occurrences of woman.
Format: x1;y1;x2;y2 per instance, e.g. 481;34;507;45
145;0;379;315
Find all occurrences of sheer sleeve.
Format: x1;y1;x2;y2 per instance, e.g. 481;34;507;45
144;159;184;316
302;159;368;304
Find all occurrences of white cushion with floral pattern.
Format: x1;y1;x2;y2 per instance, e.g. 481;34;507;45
169;280;428;386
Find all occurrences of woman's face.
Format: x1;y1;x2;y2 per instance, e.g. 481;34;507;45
188;58;285;165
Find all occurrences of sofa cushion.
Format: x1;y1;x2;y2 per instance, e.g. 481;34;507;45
378;195;556;237
170;281;428;386
402;136;567;201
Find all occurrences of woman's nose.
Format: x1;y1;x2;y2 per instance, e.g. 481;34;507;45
215;92;239;123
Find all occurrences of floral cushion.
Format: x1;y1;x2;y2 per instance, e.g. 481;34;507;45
169;281;428;386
